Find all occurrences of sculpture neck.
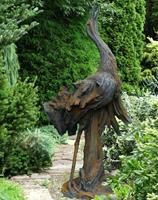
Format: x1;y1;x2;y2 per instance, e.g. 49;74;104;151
88;30;118;77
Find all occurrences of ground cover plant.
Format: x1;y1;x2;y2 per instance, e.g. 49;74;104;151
0;179;26;200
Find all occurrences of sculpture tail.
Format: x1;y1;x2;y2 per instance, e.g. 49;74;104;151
113;97;131;124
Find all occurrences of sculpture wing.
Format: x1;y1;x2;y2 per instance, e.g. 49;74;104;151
65;72;130;134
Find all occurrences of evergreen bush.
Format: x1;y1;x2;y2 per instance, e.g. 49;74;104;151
52;0;91;16
99;0;146;93
141;37;158;93
145;0;158;39
17;2;99;122
1;79;39;135
0;0;47;175
3;44;20;86
0;58;40;175
4;126;67;175
0;0;42;48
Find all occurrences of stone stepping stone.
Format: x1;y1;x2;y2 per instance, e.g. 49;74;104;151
24;188;53;200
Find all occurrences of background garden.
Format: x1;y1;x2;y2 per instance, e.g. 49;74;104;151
0;0;158;199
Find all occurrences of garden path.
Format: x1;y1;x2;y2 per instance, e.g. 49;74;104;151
12;135;84;200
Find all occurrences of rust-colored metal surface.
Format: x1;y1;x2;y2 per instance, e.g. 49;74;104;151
44;6;131;199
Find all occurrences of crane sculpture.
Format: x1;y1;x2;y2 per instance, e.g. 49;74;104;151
44;7;130;199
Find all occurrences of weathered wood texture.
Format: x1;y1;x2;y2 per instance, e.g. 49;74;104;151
44;7;130;199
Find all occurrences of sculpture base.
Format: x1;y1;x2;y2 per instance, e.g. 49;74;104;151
61;177;113;199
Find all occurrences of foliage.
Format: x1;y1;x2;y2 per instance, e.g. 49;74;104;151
141;37;158;94
109;125;158;200
0;0;42;85
98;0;146;93
0;60;40;175
17;3;99;122
3;80;39;133
94;195;116;200
0;0;42;48
0;0;43;175
4;126;67;175
103;93;158;171
0;56;11;175
145;0;158;39
3;44;20;86
52;0;91;16
0;179;26;200
38;125;68;144
147;193;158;200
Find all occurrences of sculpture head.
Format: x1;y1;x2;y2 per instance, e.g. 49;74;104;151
43;102;67;134
43;102;77;136
86;6;99;38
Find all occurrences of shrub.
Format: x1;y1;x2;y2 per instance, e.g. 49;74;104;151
52;0;91;16
141;37;158;94
3;126;67;175
4;80;39;133
0;179;26;200
145;0;158;39
0;64;40;175
109;125;158;200
17;2;99;123
0;0;47;176
103;93;158;171
3;43;20;86
99;0;146;93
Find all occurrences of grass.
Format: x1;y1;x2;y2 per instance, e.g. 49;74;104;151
30;125;68;145
26;125;68;160
0;179;26;200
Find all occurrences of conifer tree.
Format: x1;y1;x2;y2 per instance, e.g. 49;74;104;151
145;0;158;39
0;0;42;84
0;0;42;47
100;0;146;92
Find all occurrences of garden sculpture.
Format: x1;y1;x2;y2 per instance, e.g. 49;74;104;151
44;6;131;199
